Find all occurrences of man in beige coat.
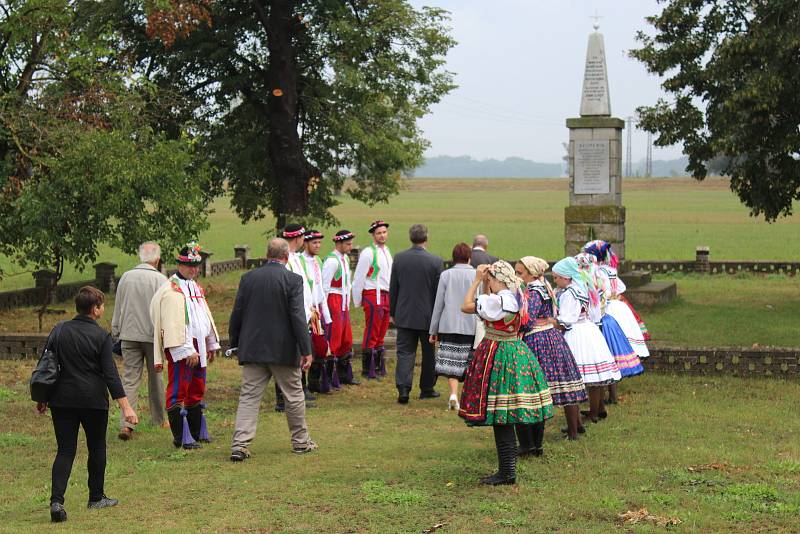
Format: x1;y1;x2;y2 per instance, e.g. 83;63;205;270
112;242;168;440
150;242;220;449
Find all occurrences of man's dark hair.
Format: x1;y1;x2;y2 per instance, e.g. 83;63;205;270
452;243;472;264
409;224;428;244
75;286;105;315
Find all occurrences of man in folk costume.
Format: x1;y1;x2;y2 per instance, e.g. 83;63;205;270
352;220;393;379
150;242;220;449
275;223;316;410
301;229;334;393
321;230;360;387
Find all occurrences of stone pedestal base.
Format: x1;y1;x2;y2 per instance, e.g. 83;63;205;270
564;205;625;258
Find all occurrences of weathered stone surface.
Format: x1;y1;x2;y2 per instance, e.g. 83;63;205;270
625;281;677;306
619;270;652;288
566;117;625;129
564;205;625;224
579;31;611;116
565;222;624;243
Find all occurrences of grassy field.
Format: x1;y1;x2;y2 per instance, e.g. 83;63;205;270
1;358;799;533
2;177;799;291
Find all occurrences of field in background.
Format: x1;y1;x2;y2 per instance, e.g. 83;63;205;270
2;177;799;290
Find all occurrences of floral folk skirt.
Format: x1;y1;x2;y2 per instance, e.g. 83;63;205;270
522;328;588;406
459;337;554;426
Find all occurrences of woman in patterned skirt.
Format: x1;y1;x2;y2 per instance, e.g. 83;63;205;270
515;257;587;443
552;257;620;424
459;261;553;485
576;252;642;408
429;243;477;411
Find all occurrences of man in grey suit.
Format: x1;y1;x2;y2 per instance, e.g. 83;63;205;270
229;238;317;460
470;234;498;267
390;224;444;404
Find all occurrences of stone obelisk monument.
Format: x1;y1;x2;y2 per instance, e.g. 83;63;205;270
564;22;626;258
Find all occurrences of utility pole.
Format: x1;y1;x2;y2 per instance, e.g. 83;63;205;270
625;116;633;177
645;131;653;177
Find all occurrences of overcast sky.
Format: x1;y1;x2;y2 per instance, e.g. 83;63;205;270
408;0;685;163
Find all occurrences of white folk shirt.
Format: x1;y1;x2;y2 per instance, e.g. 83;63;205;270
556;283;596;328
476;290;519;321
303;252;332;324
167;277;220;367
287;251;314;322
352;243;392;307
322;250;352;311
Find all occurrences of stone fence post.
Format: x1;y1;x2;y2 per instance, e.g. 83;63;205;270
696;246;710;274
199;251;213;277
94;262;118;293
33;270;59;305
348;247;360;266
234;245;250;269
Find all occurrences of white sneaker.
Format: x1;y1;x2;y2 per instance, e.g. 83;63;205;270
448;394;459;411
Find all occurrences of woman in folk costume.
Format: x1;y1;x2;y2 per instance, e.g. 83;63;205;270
151;242;220;449
575;252;643;407
583;240;650;358
515;257;587;443
551;257;620;425
459;261;553;485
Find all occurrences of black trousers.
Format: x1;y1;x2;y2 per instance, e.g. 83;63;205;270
50;407;108;505
395;327;437;393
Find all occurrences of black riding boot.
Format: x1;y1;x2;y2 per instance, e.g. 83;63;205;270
338;353;359;385
362;349;377;379
186;404;205;442
481;425;517;485
515;424;534;455
377;346;387;376
531;421;545;456
167;406;183;448
302;372;316;401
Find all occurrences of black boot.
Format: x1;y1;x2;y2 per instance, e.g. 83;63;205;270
308;359;328;393
362;349;377;379
167;406;183;448
377;346;387;376
515;424;534;456
339;353;359;385
481;425;517;485
186;404;202;442
327;359;342;389
531;421;545;456
302;371;316;401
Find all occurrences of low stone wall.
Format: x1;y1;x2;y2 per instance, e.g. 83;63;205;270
647;346;800;378
629;260;800;276
0;280;98;311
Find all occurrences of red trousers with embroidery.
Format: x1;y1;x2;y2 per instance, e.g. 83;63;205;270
165;347;206;410
326;294;353;357
361;289;390;350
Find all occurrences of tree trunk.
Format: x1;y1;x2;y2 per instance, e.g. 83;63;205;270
262;0;319;224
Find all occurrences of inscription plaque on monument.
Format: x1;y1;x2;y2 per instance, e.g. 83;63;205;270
574;140;610;194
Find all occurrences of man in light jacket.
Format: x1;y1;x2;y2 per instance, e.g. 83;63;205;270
111;242;168;440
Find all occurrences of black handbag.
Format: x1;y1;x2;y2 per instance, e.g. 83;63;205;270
29;321;65;402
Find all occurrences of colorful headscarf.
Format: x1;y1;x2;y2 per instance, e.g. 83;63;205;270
488;260;528;324
583;240;618;269
552;256;599;307
575;253;603;308
519;256;558;312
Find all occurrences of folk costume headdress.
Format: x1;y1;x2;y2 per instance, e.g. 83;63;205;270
552;256;599;307
368;220;389;233
582;239;618;269
333;229;355;242
176;241;203;265
488;260;529;324
282;224;306;239
519;256;558;312
574;253;603;307
304;229;324;241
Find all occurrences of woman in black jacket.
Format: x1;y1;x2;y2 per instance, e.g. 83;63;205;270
36;286;138;523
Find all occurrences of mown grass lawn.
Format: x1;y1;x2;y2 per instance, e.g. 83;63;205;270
0;357;799;533
2;272;798;349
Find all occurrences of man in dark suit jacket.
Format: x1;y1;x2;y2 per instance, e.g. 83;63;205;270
390;224;444;403
470;234;498;267
229;238;317;460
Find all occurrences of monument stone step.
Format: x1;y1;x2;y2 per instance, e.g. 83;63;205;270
625;281;677;308
620;270;652;288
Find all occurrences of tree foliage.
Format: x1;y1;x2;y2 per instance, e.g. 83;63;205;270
631;0;800;220
0;1;212;280
120;0;456;228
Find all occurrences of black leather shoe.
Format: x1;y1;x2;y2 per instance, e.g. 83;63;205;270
87;495;119;509
347;377;361;385
397;389;410;404
518;447;543;458
50;503;67;522
230;449;250;462
182;442;202;450
419;390;441;399
274;403;285;413
479;472;516;486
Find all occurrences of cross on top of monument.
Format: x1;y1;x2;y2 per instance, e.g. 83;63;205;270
590;11;602;31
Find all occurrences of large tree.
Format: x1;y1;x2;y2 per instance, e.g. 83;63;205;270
122;0;455;229
631;0;800;221
0;1;213;285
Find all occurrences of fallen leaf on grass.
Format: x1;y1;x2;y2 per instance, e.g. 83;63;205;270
445;481;454;487
422;522;447;533
618;508;681;527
